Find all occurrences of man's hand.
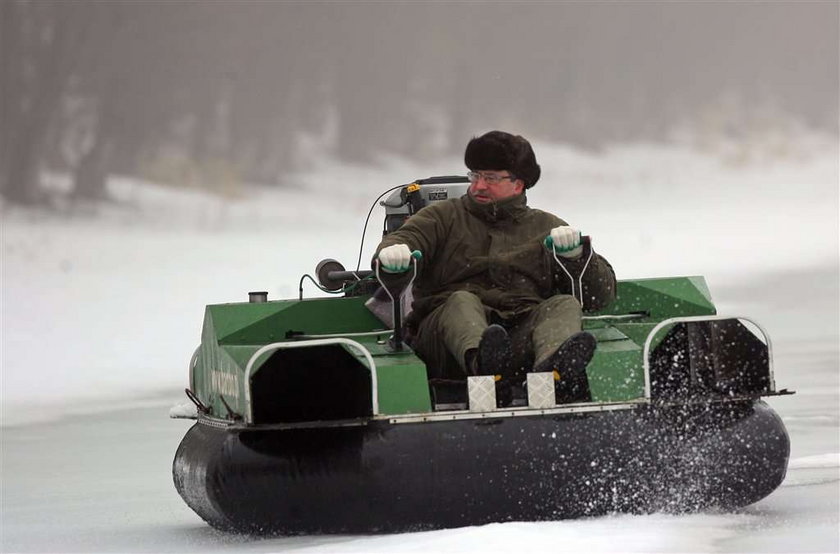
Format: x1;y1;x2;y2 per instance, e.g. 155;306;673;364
548;226;583;258
378;244;413;273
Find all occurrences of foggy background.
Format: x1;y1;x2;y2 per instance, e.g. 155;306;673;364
1;0;837;205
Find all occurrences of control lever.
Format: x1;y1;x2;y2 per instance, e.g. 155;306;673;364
375;250;422;351
544;235;594;309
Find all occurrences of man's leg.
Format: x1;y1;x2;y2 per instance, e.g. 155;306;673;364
522;294;583;366
412;290;488;378
518;294;593;403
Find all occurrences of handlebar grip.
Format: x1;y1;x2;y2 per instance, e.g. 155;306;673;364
327;269;374;282
544;233;590;252
378;250;423;273
543;235;553;250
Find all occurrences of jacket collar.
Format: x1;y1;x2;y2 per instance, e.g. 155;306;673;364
464;191;529;224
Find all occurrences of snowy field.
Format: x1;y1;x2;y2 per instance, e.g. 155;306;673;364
2;141;838;552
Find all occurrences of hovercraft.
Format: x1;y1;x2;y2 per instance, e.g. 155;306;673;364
172;176;792;535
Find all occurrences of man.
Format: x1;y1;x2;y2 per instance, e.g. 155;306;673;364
375;131;616;405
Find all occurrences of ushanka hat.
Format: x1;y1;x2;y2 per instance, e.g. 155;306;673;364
464;131;541;188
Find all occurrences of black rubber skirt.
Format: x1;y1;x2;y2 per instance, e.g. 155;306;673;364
173;400;789;534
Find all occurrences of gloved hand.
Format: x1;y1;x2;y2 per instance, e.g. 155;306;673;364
378;243;413;273
548;226;583;258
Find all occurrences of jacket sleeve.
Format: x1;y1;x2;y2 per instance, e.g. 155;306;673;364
371;202;449;281
550;242;616;312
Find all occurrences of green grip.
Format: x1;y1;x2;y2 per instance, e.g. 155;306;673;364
544;232;582;252
382;250;422;273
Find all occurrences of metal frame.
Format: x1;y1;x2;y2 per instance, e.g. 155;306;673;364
384;398;647;424
293;330;391;340
201;388;786;430
199;398;646;429
641;315;776;399
243;338;380;424
551;242;594;309
189;346;200;392
582;313;647;322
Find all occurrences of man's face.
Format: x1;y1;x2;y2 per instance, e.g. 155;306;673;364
467;170;525;203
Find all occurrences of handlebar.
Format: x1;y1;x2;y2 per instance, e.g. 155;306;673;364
326;269;373;281
325;251;422;282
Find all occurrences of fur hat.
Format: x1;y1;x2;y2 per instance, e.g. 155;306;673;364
464;131;541;188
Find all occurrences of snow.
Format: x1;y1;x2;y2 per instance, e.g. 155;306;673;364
2;140;838;552
788;454;840;471
168;400;198;419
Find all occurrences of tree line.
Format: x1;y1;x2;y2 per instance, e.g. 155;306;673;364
2;1;836;205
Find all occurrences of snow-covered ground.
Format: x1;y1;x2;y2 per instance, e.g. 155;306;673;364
2;141;838;552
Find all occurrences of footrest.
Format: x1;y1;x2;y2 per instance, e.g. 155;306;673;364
527;372;556;408
467;376;497;412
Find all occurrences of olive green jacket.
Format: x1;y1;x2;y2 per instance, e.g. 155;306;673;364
375;192;616;326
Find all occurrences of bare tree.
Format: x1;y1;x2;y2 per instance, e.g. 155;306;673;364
1;1;98;204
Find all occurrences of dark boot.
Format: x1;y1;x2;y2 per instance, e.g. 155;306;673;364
467;324;514;407
533;332;595;403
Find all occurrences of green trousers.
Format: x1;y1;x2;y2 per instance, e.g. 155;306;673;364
411;290;582;379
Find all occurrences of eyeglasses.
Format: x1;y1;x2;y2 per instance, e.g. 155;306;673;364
467;171;516;185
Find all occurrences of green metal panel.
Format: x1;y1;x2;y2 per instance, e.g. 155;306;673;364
597;276;716;319
587;326;630;342
585;327;645;402
196;309;249;419
219;345;264;370
208;296;385;345
610;323;659;347
373;356;433;414
194;296;433;418
346;338;433;414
